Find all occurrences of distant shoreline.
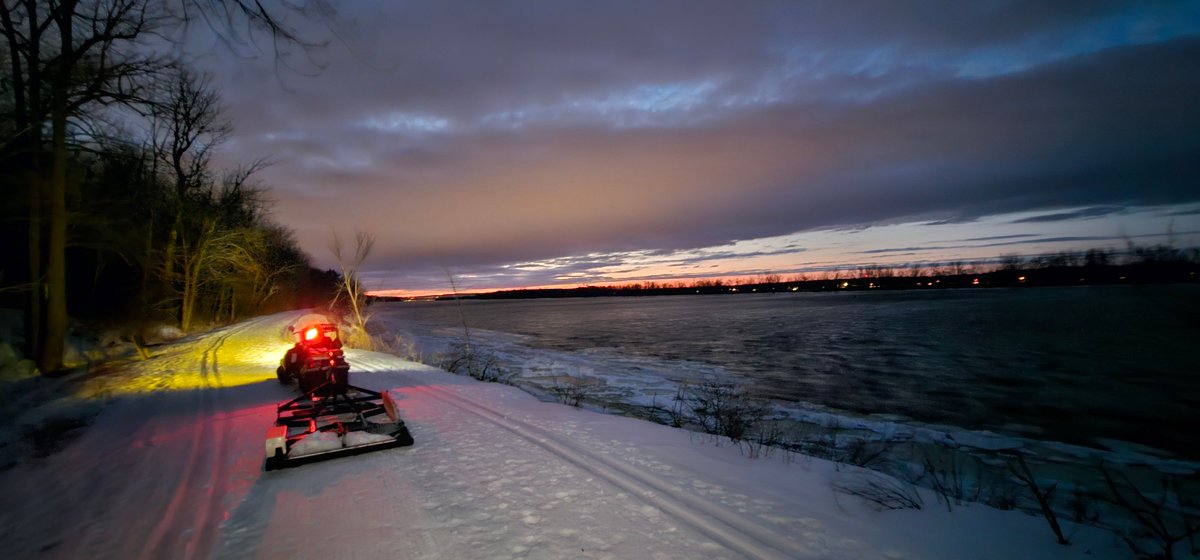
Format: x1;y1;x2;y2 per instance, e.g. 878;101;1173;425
371;259;1199;302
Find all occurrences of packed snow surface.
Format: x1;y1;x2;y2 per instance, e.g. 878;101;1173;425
0;312;1132;559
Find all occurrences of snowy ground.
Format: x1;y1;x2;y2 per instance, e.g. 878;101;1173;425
0;311;1137;559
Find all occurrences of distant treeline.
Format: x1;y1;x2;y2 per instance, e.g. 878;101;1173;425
0;3;339;372
375;245;1199;302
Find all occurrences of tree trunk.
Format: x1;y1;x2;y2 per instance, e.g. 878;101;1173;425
141;207;155;304
164;218;178;293
180;227;209;333
39;0;77;374
216;285;228;323
164;212;181;322
40;95;68;373
3;0;46;365
181;256;196;332
26;172;43;362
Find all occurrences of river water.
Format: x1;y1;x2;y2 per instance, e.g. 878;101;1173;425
371;285;1199;461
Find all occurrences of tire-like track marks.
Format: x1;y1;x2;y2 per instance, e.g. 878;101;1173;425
139;319;261;560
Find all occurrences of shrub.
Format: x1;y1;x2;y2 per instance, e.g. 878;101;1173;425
439;342;509;383
1006;453;1069;545
919;448;983;512
1099;463;1200;559
672;380;768;442
546;376;598;407
834;472;925;511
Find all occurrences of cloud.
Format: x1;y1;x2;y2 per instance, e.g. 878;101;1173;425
1010;206;1128;223
959;234;1039;242
195;2;1200;290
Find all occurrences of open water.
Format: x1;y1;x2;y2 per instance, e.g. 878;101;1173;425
373;285;1199;460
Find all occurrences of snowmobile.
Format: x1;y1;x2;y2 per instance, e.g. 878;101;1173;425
265;316;414;470
275;321;349;394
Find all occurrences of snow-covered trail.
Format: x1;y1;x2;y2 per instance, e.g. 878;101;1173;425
341;355;810;560
0;316;291;559
0;311;1127;559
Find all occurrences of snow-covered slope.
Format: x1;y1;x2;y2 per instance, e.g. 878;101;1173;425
0;312;1130;559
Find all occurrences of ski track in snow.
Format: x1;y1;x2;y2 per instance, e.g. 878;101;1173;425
0;317;282;560
402;375;801;559
142;319;246;560
0;311;1133;560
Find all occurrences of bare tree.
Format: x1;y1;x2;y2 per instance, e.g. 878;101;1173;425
174;173;289;331
149;65;230;307
330;229;375;339
1;1;46;358
231;223;301;316
2;0;334;371
167;0;331;73
2;0;165;372
144;66;285;331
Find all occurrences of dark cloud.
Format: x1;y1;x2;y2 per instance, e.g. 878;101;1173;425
859;247;944;255
857;231;1182;256
1010;206;1128;223
196;2;1200;290
959;234;1039;242
923;217;980;226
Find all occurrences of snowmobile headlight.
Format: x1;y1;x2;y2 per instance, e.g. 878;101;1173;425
305;327;319;341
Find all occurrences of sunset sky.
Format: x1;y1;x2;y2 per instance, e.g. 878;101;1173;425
194;1;1200;296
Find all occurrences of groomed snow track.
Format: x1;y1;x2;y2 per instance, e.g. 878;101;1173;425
404;378;802;559
138;319;256;560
